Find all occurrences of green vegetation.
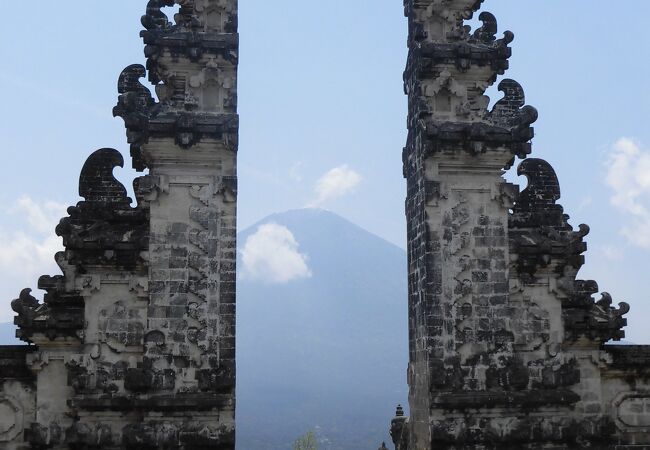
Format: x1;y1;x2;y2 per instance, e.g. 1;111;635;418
292;431;318;450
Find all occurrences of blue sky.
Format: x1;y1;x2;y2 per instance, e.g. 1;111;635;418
1;1;649;342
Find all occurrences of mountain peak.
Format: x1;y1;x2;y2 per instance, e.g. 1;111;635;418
241;208;404;253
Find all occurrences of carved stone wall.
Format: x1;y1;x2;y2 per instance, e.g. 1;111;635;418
395;0;650;449
0;1;238;448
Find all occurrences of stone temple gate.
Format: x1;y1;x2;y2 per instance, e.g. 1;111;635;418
1;0;238;448
390;1;650;449
0;1;648;449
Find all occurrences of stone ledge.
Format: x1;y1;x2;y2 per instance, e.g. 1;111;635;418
606;345;650;369
69;392;234;412
0;345;36;382
142;31;238;51
418;41;510;66
432;389;580;410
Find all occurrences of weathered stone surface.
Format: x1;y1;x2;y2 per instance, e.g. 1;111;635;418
397;0;650;448
114;0;239;171
2;1;237;448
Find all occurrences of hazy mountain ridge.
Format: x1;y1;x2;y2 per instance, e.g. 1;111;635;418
237;209;408;449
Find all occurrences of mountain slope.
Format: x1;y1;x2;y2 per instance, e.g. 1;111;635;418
237;209;408;449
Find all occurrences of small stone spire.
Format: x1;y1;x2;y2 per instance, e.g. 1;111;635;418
390;404;409;450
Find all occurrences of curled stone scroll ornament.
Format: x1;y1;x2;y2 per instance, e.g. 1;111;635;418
470;11;514;47
490;79;539;130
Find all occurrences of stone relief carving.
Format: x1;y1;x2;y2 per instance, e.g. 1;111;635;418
615;392;650;430
98;301;146;352
0;396;23;442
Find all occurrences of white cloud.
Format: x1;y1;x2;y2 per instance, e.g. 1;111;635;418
240;223;312;283
0;196;66;322
309;165;362;207
12;196;67;234
605;138;650;249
